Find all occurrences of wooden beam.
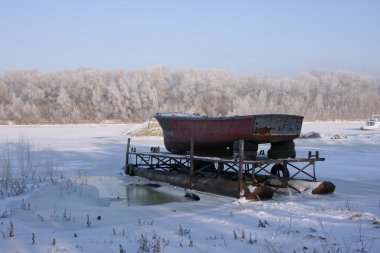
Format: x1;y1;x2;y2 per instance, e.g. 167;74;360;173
237;139;244;198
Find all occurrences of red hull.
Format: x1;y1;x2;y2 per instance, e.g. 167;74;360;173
155;113;303;155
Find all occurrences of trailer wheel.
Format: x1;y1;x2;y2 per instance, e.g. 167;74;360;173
268;141;296;159
268;148;296;159
125;164;135;176
233;141;258;160
270;163;289;179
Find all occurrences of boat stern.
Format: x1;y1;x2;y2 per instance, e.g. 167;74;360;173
252;114;303;143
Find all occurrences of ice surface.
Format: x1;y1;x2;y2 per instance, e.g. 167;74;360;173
0;122;379;252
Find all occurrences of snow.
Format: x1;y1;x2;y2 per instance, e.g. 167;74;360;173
0;122;379;252
155;112;207;117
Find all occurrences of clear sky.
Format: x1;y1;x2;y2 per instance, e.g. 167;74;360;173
1;0;379;77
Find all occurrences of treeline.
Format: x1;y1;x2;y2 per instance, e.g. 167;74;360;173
0;67;379;124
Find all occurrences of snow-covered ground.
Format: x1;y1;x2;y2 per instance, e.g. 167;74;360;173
0;122;379;253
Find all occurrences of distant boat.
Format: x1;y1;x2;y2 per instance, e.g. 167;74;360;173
361;114;380;130
155;113;303;157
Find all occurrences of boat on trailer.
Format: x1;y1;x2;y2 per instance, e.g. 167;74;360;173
124;113;336;200
360;114;380;130
154;113;303;157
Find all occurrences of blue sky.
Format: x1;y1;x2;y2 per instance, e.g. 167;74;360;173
1;0;379;77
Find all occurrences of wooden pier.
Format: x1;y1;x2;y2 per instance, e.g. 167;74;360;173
123;138;333;200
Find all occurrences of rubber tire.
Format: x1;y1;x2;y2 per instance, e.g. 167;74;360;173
268;141;296;159
268;148;296;159
271;140;295;149
270;163;290;179
233;141;258;160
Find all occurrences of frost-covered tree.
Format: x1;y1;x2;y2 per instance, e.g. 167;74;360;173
0;67;379;124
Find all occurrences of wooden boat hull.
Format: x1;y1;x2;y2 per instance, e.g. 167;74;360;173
155;113;303;156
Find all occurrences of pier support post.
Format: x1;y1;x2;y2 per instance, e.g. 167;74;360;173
237;139;244;198
217;163;224;179
125;138;131;169
189;138;194;188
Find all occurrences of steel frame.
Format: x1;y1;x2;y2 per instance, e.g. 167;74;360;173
125;138;325;196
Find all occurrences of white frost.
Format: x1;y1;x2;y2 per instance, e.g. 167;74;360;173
0;121;379;253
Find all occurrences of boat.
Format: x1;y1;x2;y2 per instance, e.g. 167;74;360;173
361;114;380;130
154;113;303;157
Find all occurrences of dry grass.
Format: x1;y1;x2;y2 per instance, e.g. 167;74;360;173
130;120;163;137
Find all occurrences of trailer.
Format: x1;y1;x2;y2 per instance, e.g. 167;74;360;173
123;138;335;200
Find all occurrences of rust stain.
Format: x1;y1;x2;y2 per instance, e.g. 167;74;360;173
256;127;273;135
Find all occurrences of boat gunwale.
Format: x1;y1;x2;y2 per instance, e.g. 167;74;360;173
155;113;304;121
